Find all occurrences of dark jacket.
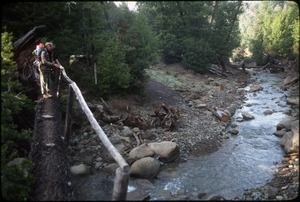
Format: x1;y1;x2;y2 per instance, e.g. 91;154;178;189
41;49;55;68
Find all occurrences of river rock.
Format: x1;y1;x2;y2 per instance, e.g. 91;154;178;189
280;126;299;154
70;163;90;176
147;141;180;162
263;109;273;115
286;97;299;106
226;104;237;116
129;157;160;179
273;129;287;137
283;74;299;87
285;121;299;153
249;84;263;92
121;126;133;137
283;109;292;115
102;163;119;174
126;188;150;201
241;112;254;120
230;128;239;135
128;144;155;162
133;178;155;189
206;195;227;200
267;186;279;198
280;132;292;146
276;116;297;131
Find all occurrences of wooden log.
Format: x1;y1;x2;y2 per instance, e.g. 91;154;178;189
30;98;74;201
70;82;129;172
112;167;129;201
208;68;227;77
64;85;74;144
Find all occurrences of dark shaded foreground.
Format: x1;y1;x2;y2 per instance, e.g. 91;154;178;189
29;95;75;201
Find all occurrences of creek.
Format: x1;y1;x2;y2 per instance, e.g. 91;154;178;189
72;69;291;200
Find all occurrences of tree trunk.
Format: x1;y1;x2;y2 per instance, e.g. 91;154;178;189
216;53;226;72
29;97;75;201
225;1;242;44
210;1;218;25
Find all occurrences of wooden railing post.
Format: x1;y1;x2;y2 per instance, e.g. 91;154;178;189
64;84;74;144
112;167;129;201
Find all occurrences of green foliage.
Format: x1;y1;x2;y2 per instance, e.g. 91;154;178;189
93;34;132;97
182;38;214;73
1;31;34;201
242;1;299;61
249;35;268;65
121;12;160;80
1;158;35;201
291;17;299;55
139;1;243;72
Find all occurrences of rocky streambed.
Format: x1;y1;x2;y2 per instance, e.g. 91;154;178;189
68;62;299;200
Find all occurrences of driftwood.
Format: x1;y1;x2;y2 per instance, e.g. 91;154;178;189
208;65;228;77
133;131;144;147
122;114;149;130
215;53;227;72
204;106;230;122
150;103;179;131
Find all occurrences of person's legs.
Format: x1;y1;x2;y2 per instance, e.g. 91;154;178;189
44;68;52;97
40;66;51;98
39;65;46;96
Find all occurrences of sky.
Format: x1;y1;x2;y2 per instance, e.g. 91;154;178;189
114;1;137;11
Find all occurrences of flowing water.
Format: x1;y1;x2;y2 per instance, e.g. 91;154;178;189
73;70;292;200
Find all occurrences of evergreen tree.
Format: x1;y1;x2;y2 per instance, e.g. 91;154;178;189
1;31;34;201
94;34;132;97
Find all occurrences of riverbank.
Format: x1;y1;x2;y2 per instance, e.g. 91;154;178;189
69;62;298;200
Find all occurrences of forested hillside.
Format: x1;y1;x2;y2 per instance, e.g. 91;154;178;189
1;1;298;200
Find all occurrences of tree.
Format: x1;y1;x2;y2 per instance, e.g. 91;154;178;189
241;1;299;63
138;1;243;72
120;12;160;80
1;31;34;201
94;34;132;97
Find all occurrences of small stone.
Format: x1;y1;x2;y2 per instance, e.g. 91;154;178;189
276;195;284;200
281;184;289;190
42;114;53;118
230;128;239;135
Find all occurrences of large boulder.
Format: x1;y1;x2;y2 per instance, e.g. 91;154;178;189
147;141;180;163
127;144;155;162
283;73;299;87
129;157;160;179
276;116;297;131
280;121;299;153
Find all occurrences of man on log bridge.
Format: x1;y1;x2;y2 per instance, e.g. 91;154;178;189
13;26;75;200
